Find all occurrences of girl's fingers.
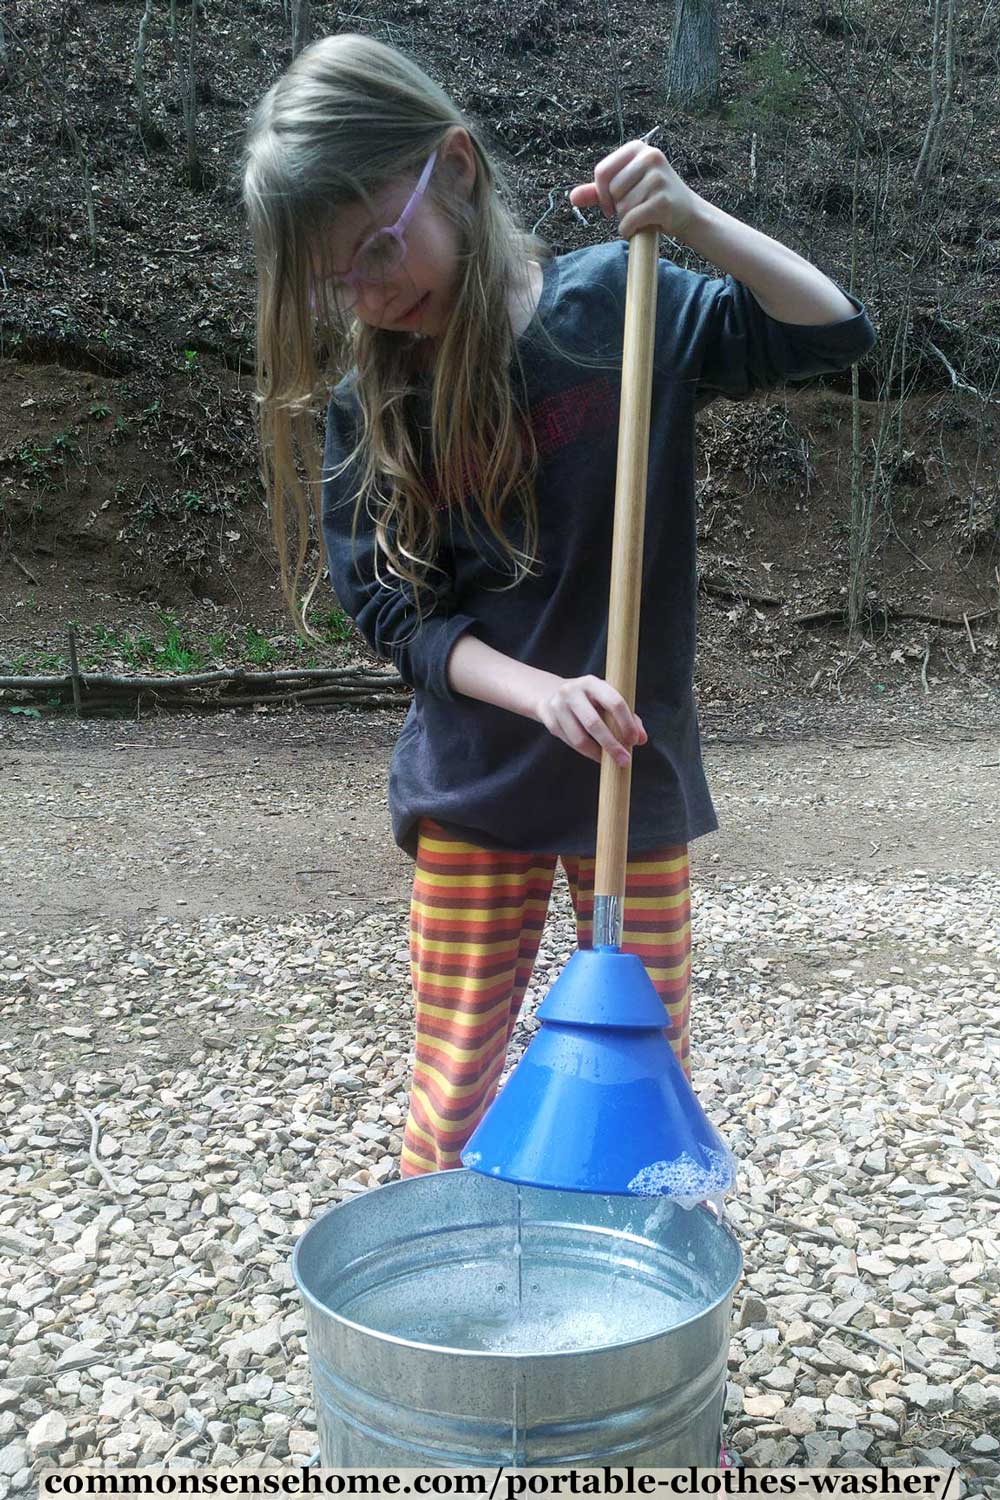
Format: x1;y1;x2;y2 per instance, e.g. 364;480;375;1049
585;679;645;748
617;202;665;243
568;183;598;209
553;697;626;766
615;176;669;224
608;152;652;207
573;183;613;220
594;141;651;219
560;690;620;762
541;680;647;765
570;688;640;766
552;703;604;764
576;704;631;767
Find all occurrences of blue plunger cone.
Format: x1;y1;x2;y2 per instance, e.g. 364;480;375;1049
461;948;737;1198
464;234;736;1200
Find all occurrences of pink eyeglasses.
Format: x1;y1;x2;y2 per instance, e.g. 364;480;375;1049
310;147;438;315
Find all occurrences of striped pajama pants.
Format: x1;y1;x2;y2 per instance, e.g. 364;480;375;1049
401;818;692;1177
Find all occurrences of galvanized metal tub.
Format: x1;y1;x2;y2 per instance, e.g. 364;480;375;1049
292;1169;742;1467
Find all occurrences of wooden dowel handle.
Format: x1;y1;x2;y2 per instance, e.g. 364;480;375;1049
593;229;660;941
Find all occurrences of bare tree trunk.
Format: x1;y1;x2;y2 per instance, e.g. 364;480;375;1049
49;1;97;259
847;143;869;635
914;0;957;187
134;0;155;142
666;0;720;113
183;0;200;188
291;0;311;58
596;0;627;143
58;112;98;260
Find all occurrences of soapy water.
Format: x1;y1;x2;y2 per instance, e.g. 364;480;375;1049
340;1256;704;1355
626;1145;736;1205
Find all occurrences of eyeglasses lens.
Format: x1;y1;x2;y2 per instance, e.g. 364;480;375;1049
356;231;403;279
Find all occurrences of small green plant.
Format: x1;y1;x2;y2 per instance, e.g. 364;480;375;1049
15;441;49;481
727;43;809;128
310;605;354;644
36;651;66;672
207;632;228;659
87;403;111;421
3;705;42;717
14;432;80;489
244;627;278;665
181;348;199;372
154;615;207;672
122;632;157;669
92;624;157;670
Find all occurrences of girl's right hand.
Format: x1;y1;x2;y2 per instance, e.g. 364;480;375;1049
534;675;647;769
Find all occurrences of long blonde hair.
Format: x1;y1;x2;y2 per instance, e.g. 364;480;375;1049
242;32;603;640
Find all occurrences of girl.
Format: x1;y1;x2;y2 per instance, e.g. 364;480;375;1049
242;34;875;1182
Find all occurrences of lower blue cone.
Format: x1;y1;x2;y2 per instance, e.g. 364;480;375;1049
461;948;737;1198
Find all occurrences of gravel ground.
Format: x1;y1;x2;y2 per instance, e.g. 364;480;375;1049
1;691;998;1489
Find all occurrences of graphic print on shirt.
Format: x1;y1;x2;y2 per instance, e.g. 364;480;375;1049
530;375;619;461
430;375;620;513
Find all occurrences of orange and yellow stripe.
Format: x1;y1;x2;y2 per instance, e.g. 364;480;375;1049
400;821;692;1177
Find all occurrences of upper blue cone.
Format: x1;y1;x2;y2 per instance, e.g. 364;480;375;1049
461;948;737;1197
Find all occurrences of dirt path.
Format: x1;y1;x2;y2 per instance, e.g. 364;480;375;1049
2;694;997;934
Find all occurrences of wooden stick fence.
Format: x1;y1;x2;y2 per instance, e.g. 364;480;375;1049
0;629;411;717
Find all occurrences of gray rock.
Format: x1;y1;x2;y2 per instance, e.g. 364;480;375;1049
25;1412;68;1458
958;1383;1000;1415
915;1447;960;1467
803;1432;841;1466
904;1381;954;1413
737;1294;770;1331
0;1445;27;1479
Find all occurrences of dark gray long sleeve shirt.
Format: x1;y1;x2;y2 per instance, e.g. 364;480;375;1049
321;240;876;859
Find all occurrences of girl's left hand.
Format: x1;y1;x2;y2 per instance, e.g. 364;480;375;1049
569;140;704;242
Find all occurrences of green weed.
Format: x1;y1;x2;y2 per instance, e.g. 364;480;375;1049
92;624;157;670
726;43;809;128
244;627;278;665
154;614;207;672
310;604;354;644
13;432;80;489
